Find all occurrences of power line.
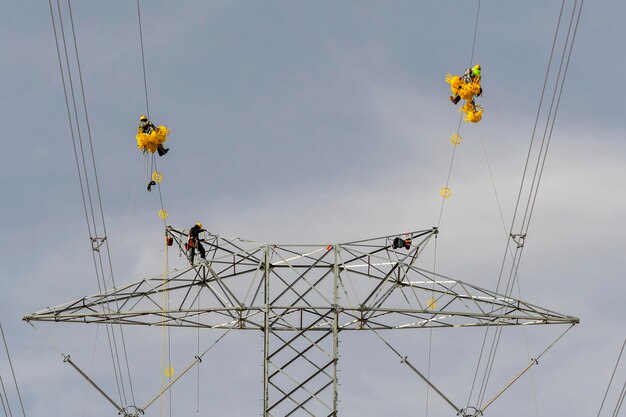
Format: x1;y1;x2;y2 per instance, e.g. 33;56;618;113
64;4;137;404
0;323;25;417
597;338;626;417
49;0;125;405
470;0;585;408
47;0;137;408
0;373;12;417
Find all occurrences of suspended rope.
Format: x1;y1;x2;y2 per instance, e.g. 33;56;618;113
142;328;234;413
136;0;150;119
160;237;170;417
134;3;173;416
437;0;482;224
196;288;201;413
80;326;101;417
429;2;482;415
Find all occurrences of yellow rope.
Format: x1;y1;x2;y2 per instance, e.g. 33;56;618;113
160;240;169;416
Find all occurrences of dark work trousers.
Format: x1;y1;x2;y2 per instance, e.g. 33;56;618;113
188;239;206;264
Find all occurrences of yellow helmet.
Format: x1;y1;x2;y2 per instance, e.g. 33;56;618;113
473;64;481;70
196;223;203;229
140;115;148;121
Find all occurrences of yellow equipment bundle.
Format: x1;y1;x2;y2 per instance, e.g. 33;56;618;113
136;125;170;153
460;101;483;123
445;70;484;123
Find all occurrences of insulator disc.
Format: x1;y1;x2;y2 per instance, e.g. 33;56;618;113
450;133;462;145
440;187;452;198
152;171;163;183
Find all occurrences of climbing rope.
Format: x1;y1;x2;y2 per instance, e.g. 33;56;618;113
79;326;101;417
142;328;234;413
160;235;171;417
428;1;482;415
134;3;174;415
136;0;150;119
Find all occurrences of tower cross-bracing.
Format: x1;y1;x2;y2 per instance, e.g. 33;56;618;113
25;227;579;417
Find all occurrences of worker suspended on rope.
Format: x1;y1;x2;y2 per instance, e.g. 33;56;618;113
447;64;482;105
136;115;169;156
445;64;484;123
136;115;170;191
186;223;206;265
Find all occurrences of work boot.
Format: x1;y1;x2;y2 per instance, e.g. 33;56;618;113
147;180;156;192
157;145;169;156
449;95;461;105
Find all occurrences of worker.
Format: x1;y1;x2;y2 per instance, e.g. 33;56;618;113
138;115;169;156
187;222;206;265
392;237;412;250
449;64;482;105
462;64;481;83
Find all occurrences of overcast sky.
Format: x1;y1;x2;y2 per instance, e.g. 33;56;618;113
1;1;625;416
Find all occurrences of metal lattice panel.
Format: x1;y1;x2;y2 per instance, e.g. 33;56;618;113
24;227;578;417
25;228;578;330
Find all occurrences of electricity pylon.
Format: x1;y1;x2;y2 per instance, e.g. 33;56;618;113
25;227;578;417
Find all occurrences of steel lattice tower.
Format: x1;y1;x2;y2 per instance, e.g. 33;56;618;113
25;227;578;417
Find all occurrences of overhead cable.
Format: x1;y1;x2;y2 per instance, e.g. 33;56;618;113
0;323;26;417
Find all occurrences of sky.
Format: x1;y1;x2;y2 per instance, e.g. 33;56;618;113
1;1;625;416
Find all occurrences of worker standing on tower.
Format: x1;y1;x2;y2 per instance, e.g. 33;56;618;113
187;223;206;265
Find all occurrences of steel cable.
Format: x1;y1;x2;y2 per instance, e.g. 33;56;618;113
0;323;25;417
598;338;626;417
66;1;137;405
48;0;126;406
467;0;568;405
0;375;12;417
48;0;146;408
472;0;584;408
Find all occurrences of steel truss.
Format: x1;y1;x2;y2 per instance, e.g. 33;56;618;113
25;227;579;416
